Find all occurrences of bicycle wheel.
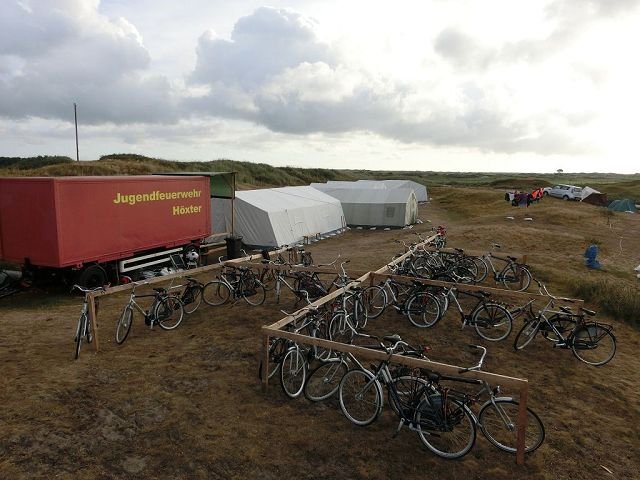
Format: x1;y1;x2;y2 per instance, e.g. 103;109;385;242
242;277;267;306
405;292;441;328
280;347;307;398
472;303;513;341
116;306;133;344
541;314;577;343
346;295;366;329
155;295;184;330
258;337;288;380
74;314;87;360
202;280;231;306
513;320;540;351
571;324;617;366
471;256;489;283
306;319;332;361
415;396;477;459
478;399;545;454
338;369;383;426
182;285;203;314
259;267;277;291
328;311;355;344
412;256;435;279
500;264;532;291
362;285;387;320
425;286;448;315
388;375;433;418
304;359;349;402
455;258;478;282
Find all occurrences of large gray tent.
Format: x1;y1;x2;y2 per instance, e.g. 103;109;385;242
211;186;346;247
310;185;418;227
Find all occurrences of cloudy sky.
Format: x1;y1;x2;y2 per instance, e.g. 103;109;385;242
1;0;639;173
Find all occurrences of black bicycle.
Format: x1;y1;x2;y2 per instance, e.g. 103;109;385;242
115;282;185;345
202;263;266;306
338;334;477;459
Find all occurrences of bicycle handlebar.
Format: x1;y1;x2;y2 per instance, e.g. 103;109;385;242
457;344;487;373
317;254;341;268
71;284;109;294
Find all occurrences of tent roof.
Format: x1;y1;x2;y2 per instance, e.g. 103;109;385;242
311;186;416;204
311;179;428;201
236;186;341;212
608;198;637;212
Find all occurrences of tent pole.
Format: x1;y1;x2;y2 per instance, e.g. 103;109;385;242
232;173;236;236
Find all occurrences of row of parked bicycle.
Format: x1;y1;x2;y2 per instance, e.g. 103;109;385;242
72;234;615;369
263;323;545;459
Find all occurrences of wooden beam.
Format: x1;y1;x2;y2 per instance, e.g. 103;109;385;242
369;272;584;305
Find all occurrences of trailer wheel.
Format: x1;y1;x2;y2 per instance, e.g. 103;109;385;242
76;264;108;289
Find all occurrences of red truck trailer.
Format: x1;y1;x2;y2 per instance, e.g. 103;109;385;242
0;175;212;287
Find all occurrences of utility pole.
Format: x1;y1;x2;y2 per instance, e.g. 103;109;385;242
74;103;79;162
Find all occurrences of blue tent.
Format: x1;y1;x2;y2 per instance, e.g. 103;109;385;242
608;199;636;213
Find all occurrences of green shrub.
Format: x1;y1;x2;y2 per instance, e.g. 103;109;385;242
570;278;640;328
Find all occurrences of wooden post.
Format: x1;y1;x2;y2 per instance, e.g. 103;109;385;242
261;333;270;391
516;383;529;465
518;255;527;290
87;293;99;352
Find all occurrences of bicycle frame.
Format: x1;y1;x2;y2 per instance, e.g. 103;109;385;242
274;270;311;304
445;288;488;326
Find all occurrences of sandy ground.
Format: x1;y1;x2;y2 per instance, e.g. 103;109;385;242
1;192;639;480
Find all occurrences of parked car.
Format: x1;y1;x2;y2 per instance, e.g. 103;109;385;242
543;184;583;201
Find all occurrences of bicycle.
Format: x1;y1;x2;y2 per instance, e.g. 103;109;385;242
512;282;616;366
327;286;368;343
72;284;107;359
424;286;513;341
304;333;429;402
429;345;545;454
294;257;353;298
171;276;204;314
259;306;331;398
115;282;185;344
362;277;442;328
272;268;315;306
473;244;533;291
337;334;477;459
202;260;266;306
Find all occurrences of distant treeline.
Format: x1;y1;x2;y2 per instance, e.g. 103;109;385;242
0;156;73;170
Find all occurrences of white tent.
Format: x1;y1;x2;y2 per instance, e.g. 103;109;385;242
312;179;428;202
210;186;345;247
311;185;418;227
580;186;600;200
356;179;428;202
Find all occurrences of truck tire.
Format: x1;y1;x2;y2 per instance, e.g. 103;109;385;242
76;264;108;289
